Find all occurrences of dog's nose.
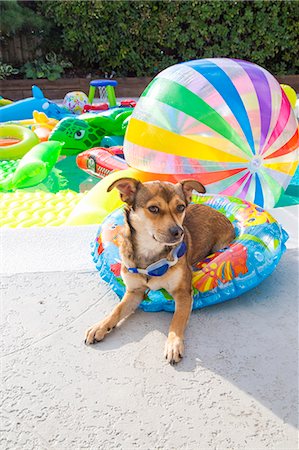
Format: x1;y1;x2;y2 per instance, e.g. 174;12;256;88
169;225;184;239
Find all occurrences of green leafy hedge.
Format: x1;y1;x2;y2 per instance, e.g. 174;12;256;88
27;1;299;76
0;0;49;36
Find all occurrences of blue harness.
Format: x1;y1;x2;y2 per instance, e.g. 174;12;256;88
127;241;187;277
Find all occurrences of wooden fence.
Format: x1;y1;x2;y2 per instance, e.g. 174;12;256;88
1;75;298;102
0;77;153;101
0;34;41;66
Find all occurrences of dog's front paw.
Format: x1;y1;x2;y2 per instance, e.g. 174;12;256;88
85;321;111;345
164;335;184;364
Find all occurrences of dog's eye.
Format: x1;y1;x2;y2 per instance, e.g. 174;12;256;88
176;204;186;212
148;206;159;214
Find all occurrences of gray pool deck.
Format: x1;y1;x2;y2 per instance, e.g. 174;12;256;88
1;205;298;450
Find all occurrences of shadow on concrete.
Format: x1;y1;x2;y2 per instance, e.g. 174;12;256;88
88;249;299;428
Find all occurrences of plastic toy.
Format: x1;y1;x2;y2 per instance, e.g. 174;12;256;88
280;84;297;109
83;101;136;114
49;107;133;156
285;165;299;197
92;194;288;312
0;160;19;185
0;86;75;122
100;135;125;148
120;100;137;108
63;91;89;114
88;79;118;107
0;190;85;228
76;146;127;179
0;96;13;107
0;124;39;159
83;103;109;112
34;127;51;142
8;111;58;142
124;58;299;209
0;140;62;191
7;111;58;130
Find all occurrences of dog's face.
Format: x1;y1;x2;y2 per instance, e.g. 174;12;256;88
108;178;205;246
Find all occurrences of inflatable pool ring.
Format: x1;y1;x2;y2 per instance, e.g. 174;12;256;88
65;167;206;226
0;190;86;228
0;138;19;146
124;58;299;209
92;195;288;312
0;141;63;191
0;124;39;159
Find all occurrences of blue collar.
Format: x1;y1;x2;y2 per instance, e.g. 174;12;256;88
127;241;187;277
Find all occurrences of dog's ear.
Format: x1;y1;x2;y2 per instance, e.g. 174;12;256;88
107;177;140;205
179;179;206;203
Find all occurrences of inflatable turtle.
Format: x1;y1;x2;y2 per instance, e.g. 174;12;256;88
49;108;133;155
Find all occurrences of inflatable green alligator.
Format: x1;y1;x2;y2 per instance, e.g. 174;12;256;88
49;107;133;155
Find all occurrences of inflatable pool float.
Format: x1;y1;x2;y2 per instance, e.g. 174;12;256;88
92;194;288;312
6;111;59;143
49;107;133;156
0;86;75;122
0;190;86;228
7;111;58;131
76;146;127;178
0;96;13;107
280;84;297;109
286;165;299;196
34;127;51;142
0;138;20;146
0;160;19;185
0;141;62;191
0;124;39;160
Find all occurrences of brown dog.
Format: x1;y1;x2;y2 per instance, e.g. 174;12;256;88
85;178;235;363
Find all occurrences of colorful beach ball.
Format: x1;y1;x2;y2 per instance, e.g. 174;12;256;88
124;59;299;209
63;91;89;114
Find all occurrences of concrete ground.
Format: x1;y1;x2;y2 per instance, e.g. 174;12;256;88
1;206;298;450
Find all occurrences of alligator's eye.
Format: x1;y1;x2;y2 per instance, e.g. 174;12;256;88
148;206;159;214
74;129;85;140
87;157;96;170
176;204;185;213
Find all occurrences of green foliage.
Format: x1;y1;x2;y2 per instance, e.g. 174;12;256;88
0;62;19;80
26;0;299;76
21;53;72;81
0;0;49;36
